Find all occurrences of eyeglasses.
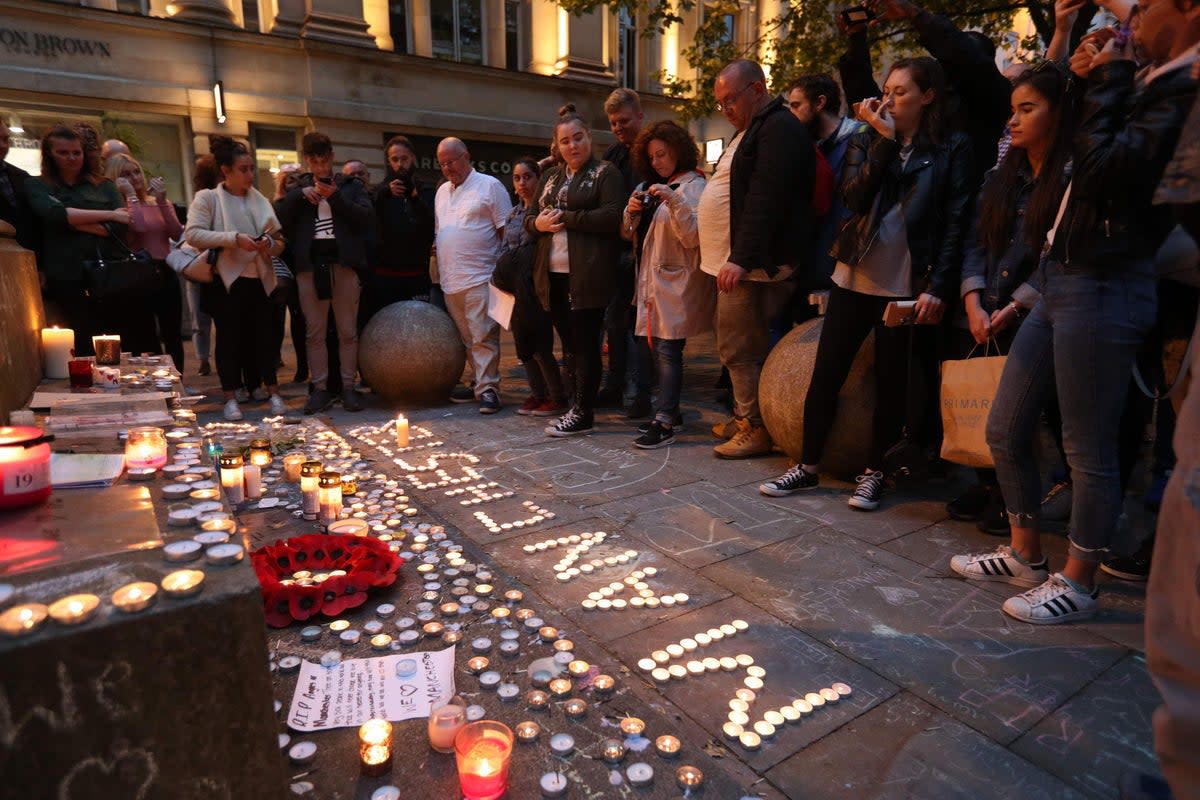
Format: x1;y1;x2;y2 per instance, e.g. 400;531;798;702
716;83;753;113
438;152;466;170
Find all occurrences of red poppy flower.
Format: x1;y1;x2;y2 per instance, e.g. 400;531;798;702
288;583;324;623
263;583;295;628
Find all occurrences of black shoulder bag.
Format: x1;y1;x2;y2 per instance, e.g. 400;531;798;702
82;222;162;301
881;321;929;486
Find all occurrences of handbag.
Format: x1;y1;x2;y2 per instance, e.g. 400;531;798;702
881;323;929;486
939;339;1006;468
165;239;216;284
82;223;161;300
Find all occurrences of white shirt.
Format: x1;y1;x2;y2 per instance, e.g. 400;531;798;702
435;169;513;294
697;132;743;277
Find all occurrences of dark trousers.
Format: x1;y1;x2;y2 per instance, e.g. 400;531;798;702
513;305;563;401
603;258;635;391
150;267;184;371
214;277;278;391
549;273;604;415
802;285;938;467
359;272;431;330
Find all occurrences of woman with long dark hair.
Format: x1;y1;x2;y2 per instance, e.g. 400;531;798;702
185;134;286;421
524;105;624;437
25;123;129;355
945;64;1073;532
759;56;973;511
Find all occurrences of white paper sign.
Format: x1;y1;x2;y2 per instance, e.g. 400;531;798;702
487;284;515;330
286;646;457;732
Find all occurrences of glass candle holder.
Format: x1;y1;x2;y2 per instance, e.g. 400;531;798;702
67;358;94;389
283;453;306;482
300;461;322;517
340;474;358;496
0;426;53;510
428;702;467;753
359;718;393;777
455;721;513;800
125;427;168;470
219;453;245;505
92;334;121;365
318;471;342;525
248;439;273;467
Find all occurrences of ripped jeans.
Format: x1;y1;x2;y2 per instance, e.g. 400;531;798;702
986;259;1157;563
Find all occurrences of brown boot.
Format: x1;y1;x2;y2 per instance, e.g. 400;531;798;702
713;418;773;459
711;416;738;440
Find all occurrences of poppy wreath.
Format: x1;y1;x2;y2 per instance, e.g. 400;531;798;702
252;533;405;627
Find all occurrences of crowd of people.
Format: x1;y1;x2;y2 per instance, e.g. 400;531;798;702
1;0;1198;790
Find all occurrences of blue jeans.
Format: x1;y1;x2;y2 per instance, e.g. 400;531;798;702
986;260;1157;563
651;337;685;425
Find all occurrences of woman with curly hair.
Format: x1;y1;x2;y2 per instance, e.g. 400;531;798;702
620;120;714;448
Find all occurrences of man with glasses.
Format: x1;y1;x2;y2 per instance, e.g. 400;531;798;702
434;137;512;414
697;59;816;459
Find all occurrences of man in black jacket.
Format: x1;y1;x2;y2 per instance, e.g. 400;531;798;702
0;118;36;252
277;131;374;414
698;60;816;459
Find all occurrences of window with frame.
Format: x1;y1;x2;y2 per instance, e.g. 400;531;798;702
705;3;737;46
389;0;410;53
504;0;524;71
241;0;260;32
618;9;637;88
431;0;483;64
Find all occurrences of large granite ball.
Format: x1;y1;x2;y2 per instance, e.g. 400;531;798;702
359;301;465;405
759;317;875;481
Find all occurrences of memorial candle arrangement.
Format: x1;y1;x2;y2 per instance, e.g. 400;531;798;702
41;326;73;379
125;426;168;470
219;453;245;505
92;334;121;366
359;719;393;777
300;461;322;518
318;471;342;526
455;721;513;800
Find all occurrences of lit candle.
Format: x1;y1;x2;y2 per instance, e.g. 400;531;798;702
48;593;100;626
300;461;322;518
675;765;704;790
161;569;205;599
318;471;342;525
248;439;273;467
218;453;245;505
455;721;513;800
124;427;168;470
282;454;306;482
359;719;393;777
655;735;681;758
0;603;49;637
41;326;74;378
112;581;158;613
0;426;53;510
428;702;467;753
243;463;262;500
92;334;121;365
395;416;410;448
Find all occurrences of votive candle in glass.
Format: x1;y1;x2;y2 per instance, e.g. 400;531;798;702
283;453;306;482
92;334;121;366
428;702;467;753
455;721;513;800
300;461;322;517
125;427;168;470
248;439;273;467
219;453;245;505
318;471;342;526
359;718;393;777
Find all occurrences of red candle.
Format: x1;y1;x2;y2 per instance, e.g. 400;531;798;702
0;427;53;510
455;722;513;800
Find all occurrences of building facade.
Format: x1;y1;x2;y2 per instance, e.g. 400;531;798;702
0;0;721;200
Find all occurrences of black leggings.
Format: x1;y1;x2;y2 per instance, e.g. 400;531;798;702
549;273;604;415
802;285;939;467
213;277;278;392
150;267;184;371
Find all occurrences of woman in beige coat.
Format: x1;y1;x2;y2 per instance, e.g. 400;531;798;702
621;120;715;449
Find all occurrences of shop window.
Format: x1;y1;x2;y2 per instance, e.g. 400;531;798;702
389;0;410;53
618;9;637;89
504;0;525;71
431;0;483;65
253;127;299;200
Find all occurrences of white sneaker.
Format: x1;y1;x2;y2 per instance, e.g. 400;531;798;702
223;398;243;421
268;394;287;416
1002;573;1098;624
251;387;269;402
950;545;1049;588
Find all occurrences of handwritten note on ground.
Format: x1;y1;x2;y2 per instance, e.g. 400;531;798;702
287;646;456;731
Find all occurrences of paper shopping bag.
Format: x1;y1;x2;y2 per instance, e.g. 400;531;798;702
939;353;1006;468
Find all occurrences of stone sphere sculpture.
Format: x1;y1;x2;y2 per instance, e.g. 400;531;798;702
359;301;465;405
759;317;876;481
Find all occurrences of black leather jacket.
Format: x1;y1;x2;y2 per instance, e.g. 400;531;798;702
276;172;374;273
1051;60;1198;270
833;128;974;301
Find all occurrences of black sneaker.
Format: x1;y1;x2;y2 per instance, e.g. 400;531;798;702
545;407;594;437
947;484;992;521
341;388;365;412
759;464;819;497
449;385;475;403
1100;553;1152;582
626;393;652;419
634;421;675;449
479;388;501;415
848;470;885;511
638;414;682;434
976;492;1011;536
303;388;335;415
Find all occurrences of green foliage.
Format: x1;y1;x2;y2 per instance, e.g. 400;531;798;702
558;0;1055;120
99;113;146;159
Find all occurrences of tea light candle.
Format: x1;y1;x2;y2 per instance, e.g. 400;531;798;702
601;738;627;764
676;765;704;790
218;453;245;505
205;543;244;566
125;427;168;470
318;471;342;525
371;634;393;650
288;740;318;765
301;625;322;642
549;732;575;757
820;687;841;703
161;569;205;599
627;762;654;787
42;326;74;378
199;519;235;536
563;698;587;718
163;539;202;562
466;656;490;675
592;674;615;695
359;719;393;776
526;689;549;709
455;721;514;800
47;594;99;626
548;678;572;698
567;660;590;678
619;717;645;737
511;719;540;744
283;454;306;482
112;581;157;613
162;483;191;499
395;416;409;448
300;461;323;517
739;730;762;750
497;683;520;702
832;682;853;697
655;734;681;758
428;702;467;753
478;670;502;689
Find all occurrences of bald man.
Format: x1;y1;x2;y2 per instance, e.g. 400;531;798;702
101;138;129;163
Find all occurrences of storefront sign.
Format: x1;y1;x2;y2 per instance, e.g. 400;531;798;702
0;27;112;59
383;132;545;191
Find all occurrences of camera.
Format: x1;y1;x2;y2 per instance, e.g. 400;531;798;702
841;5;876;26
636;190;662;218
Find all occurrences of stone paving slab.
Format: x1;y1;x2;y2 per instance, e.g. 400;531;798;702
1011;653;1165;799
482;521;733;643
749;485;954;546
698;528;1128;744
766;692;1088;800
606;595;900;773
591;481;827;569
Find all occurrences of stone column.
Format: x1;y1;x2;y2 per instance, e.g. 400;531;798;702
409;0;434;57
266;0;307;36
300;0;377;47
168;0;237;26
527;0;561;76
483;0;506;68
559;8;614;84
